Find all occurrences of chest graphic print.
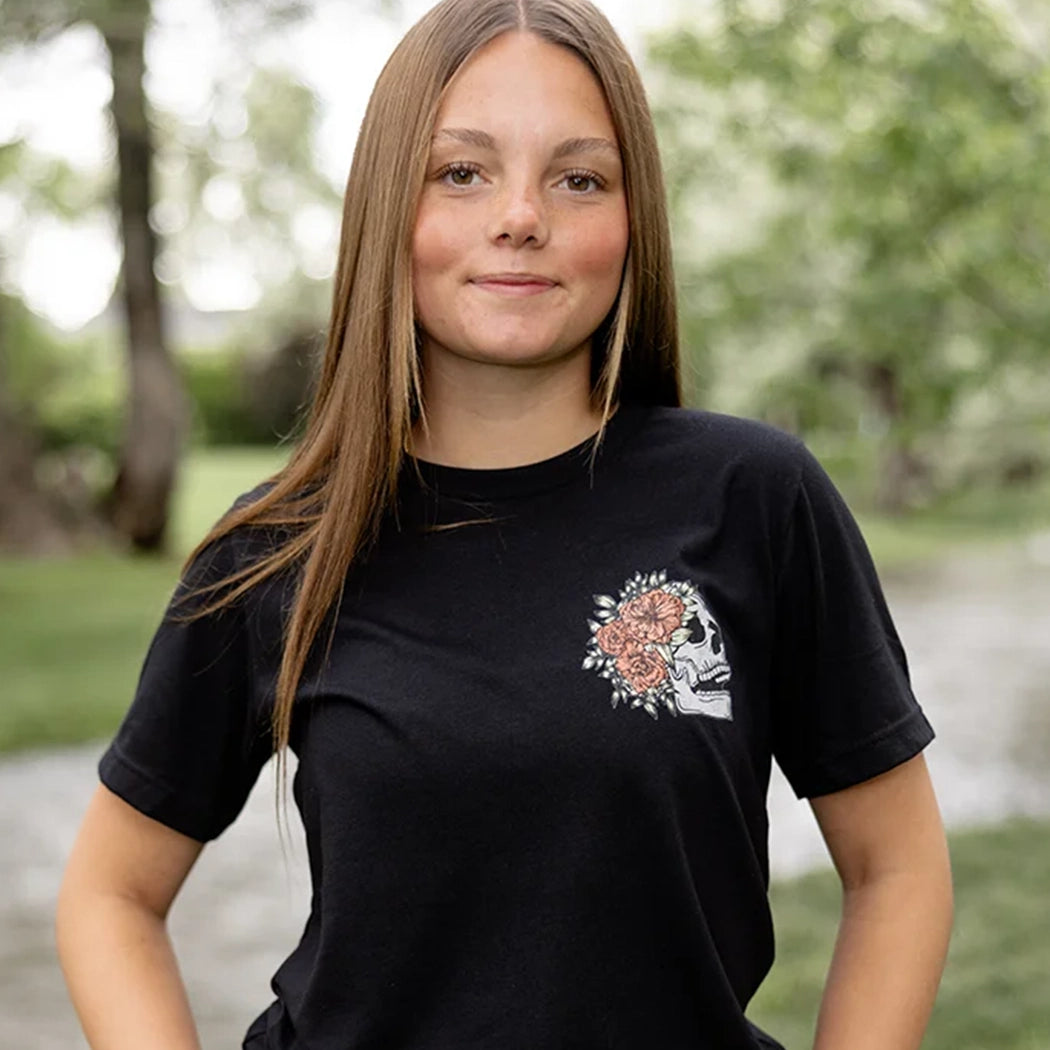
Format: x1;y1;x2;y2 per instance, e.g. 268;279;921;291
582;570;732;721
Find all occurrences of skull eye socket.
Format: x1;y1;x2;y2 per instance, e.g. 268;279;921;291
709;622;723;655
694;621;707;646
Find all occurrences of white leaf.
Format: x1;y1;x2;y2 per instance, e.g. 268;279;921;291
670;627;692;645
594;594;617;609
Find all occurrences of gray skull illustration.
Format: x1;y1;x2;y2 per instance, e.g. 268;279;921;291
669;595;732;720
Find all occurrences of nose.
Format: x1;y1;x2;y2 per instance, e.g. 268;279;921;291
489;180;549;248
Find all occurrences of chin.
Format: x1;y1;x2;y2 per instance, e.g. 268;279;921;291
469;323;591;360
465;338;575;365
420;321;592;369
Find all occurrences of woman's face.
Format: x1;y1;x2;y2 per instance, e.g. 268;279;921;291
412;31;629;377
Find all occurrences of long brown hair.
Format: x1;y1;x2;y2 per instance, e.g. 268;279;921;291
183;0;680;786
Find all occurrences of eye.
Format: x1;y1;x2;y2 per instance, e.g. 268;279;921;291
436;162;482;188
560;169;605;194
709;623;722;655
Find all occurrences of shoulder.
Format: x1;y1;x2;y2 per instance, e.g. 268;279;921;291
179;480;284;599
641;405;803;450
630;405;815;498
231;480;276;510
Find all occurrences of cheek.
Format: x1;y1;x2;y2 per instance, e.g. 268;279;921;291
566;209;630;283
412;203;464;287
412;208;458;336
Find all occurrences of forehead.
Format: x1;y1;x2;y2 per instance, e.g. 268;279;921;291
433;31;618;144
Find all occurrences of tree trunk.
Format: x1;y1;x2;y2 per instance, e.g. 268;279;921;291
866;361;925;515
102;1;186;552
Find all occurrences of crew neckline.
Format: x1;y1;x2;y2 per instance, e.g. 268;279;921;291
404;403;651;502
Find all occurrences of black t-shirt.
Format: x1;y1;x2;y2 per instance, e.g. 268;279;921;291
100;405;933;1050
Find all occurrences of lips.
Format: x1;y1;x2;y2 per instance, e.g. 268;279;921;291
472;272;556;286
470;273;558;296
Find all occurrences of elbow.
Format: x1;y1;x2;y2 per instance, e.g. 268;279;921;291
841;841;954;951
55;861;167;968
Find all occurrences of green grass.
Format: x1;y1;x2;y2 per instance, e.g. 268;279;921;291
169;444;290;553
0;446;288;753
749;817;1050;1050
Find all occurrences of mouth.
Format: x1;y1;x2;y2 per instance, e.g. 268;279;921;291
470;273;558;297
696;660;732;689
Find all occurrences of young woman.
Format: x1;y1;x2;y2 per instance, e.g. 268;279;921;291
56;1;953;1047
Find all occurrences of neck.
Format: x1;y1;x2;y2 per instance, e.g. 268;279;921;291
409;346;609;469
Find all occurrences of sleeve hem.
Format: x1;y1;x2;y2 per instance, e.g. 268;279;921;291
99;743;228;843
783;708;935;799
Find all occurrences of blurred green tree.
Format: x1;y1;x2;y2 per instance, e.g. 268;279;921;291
152;61;342;344
649;0;1050;510
0;122;114;552
149;62;342;449
0;292;75;551
0;0;315;552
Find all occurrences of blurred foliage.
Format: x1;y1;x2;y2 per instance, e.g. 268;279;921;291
1;0;340;475
2;324;316;458
181;348;259;446
0;136;109;218
0;0;312;44
0;291;120;457
0;0;330;551
648;0;1050;510
0;300;316;529
181;328;319;446
151;63;342;304
1;291;68;410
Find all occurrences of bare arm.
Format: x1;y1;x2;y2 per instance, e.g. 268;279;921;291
55;783;205;1050
809;753;953;1050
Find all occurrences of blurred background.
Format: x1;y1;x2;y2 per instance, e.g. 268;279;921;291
1;0;1048;1047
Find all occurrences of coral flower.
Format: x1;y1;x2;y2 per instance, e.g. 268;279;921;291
596;618;636;656
621;589;684;644
617;648;667;693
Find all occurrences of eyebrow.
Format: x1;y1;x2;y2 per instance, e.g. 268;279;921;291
432;127;497;150
552;136;621;160
432;128;621;160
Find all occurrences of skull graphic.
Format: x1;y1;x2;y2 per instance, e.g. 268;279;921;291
583;569;734;721
669;594;732;719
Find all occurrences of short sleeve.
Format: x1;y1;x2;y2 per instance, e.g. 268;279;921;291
770;443;934;798
98;526;274;842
